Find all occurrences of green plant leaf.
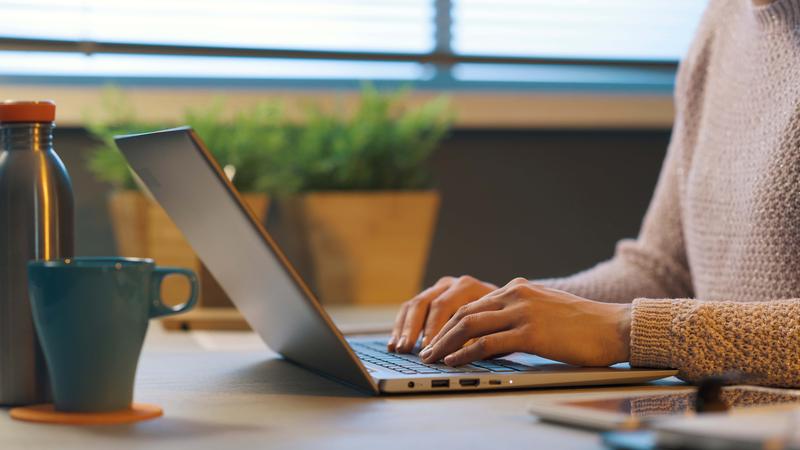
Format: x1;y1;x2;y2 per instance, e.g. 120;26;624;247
84;83;453;194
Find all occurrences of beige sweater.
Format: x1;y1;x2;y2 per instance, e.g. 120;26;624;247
541;0;800;387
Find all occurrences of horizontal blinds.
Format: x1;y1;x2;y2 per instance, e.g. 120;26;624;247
0;0;435;53
451;0;706;61
0;0;708;82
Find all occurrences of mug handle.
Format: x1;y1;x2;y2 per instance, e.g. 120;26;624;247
149;267;199;318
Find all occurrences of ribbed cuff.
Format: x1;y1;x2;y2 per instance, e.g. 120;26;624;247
630;299;676;368
752;0;800;31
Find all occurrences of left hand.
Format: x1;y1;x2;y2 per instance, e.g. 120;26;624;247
419;278;632;367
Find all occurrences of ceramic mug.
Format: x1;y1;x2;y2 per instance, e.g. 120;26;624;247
28;257;198;412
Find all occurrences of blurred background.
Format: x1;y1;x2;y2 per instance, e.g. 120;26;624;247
0;1;704;312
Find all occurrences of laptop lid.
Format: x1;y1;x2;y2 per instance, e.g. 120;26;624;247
115;127;378;394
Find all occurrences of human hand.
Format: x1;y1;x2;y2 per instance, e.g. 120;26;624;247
388;275;497;353
418;278;632;367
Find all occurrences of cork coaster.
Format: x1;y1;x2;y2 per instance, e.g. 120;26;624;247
9;402;163;425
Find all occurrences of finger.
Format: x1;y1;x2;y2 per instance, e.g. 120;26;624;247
388;302;410;351
395;282;453;353
421;278;496;347
443;330;522;366
420;310;511;363
388;277;454;351
426;292;505;350
423;277;526;350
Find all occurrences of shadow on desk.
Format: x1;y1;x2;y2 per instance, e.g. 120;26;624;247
232;357;368;398
82;416;265;442
137;352;368;399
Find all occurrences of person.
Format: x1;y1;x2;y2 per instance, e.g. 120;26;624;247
389;0;800;387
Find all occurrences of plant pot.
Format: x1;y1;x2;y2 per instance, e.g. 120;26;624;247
284;191;440;305
107;190;270;309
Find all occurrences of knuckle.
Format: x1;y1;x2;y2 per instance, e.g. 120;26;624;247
438;275;456;285
457;315;476;333
457;275;477;285
474;337;490;353
430;295;448;307
409;296;430;309
510;277;528;285
508;284;532;296
454;304;469;319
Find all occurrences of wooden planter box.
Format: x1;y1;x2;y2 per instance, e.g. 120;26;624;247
283;191;440;305
107;190;269;326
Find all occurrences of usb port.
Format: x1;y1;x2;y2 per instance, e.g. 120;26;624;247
459;378;479;387
488;380;501;385
431;379;450;388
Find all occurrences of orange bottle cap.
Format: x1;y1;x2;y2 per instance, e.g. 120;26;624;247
0;100;56;123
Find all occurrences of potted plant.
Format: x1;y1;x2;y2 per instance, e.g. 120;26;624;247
272;86;452;305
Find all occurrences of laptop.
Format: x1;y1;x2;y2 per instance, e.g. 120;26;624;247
114;127;677;394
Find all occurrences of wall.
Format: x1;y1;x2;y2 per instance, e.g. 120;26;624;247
425;129;668;286
55;127;670;290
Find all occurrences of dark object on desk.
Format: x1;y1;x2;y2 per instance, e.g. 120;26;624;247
694;376;729;413
537;384;800;433
0;100;74;406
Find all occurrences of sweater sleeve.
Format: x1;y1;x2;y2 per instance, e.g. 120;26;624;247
631;299;800;387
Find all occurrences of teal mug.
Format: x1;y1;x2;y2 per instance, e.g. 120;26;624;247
28;257;198;412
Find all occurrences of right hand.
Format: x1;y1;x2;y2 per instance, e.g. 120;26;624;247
388;275;497;353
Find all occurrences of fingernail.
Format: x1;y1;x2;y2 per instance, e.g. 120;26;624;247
397;337;407;350
387;337;396;348
444;354;456;366
419;346;432;359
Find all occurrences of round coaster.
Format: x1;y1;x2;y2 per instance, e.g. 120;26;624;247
9;402;163;425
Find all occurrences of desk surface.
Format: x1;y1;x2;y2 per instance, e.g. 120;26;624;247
0;307;686;449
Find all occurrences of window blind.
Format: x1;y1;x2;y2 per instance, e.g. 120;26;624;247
451;0;706;61
0;0;707;84
1;0;435;53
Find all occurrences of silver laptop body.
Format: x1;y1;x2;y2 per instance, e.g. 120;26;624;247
115;127;677;394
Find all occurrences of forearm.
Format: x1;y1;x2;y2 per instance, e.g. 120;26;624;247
629;298;800;387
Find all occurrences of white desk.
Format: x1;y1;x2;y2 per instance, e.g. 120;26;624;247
0;307;686;449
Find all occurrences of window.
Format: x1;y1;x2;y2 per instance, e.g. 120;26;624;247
0;0;706;89
1;0;433;53
452;0;704;61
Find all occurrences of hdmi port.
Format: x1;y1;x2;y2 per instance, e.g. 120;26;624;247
459;378;480;387
431;379;450;388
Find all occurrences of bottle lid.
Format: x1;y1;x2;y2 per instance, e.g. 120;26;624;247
0;100;56;123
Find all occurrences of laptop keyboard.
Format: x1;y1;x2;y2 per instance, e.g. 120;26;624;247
350;340;536;375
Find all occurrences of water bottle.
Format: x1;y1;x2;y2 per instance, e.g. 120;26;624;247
0;100;74;405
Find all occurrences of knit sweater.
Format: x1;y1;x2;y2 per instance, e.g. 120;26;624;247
540;0;800;387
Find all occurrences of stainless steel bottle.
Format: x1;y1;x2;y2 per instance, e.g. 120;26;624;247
0;100;74;405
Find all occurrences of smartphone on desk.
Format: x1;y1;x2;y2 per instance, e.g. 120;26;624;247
529;386;800;431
